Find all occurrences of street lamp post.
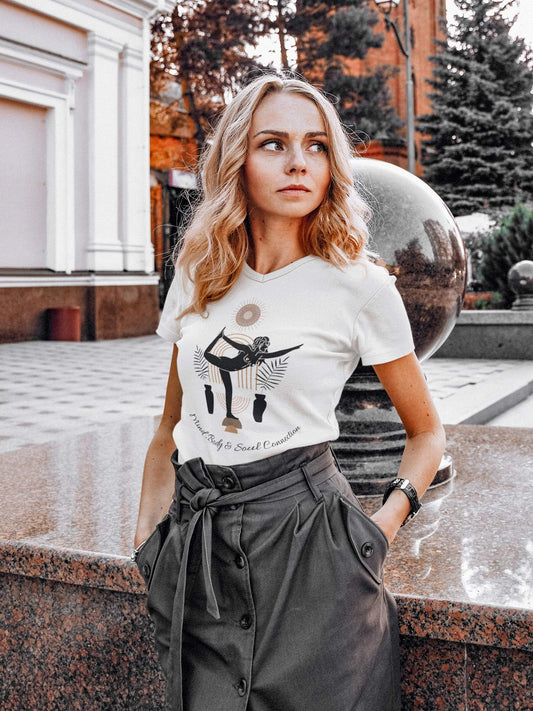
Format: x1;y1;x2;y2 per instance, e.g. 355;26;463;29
373;0;416;174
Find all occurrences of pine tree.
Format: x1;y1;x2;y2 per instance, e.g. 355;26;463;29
418;0;533;216
479;203;533;307
286;0;402;142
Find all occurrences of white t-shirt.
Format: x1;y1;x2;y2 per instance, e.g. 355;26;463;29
157;255;414;465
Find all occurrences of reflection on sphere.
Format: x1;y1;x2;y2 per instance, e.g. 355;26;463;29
351;159;467;361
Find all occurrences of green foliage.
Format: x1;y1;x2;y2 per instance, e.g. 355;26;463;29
418;0;533;215
479;203;533;307
474;292;503;310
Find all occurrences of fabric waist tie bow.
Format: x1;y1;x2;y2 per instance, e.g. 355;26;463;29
165;449;336;711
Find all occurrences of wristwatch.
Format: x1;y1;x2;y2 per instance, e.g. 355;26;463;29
382;478;421;526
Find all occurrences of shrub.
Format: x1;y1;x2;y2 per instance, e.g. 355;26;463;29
462;292;503;310
479;203;533;308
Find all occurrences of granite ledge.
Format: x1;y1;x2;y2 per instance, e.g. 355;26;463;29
0;539;145;595
1;537;531;653
396;595;533;652
1;422;531;662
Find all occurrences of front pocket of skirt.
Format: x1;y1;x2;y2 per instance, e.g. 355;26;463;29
135;513;172;589
338;495;388;585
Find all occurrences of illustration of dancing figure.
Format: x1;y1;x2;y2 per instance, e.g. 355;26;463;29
204;327;302;431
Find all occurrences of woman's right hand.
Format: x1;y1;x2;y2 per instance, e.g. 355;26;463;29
133;345;182;551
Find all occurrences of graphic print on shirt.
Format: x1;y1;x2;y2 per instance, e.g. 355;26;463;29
193;301;302;434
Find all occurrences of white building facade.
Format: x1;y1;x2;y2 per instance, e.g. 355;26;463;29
0;0;172;341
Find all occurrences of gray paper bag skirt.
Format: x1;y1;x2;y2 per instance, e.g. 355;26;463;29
136;442;401;711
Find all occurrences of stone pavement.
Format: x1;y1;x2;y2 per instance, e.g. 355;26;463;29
1;336;532;455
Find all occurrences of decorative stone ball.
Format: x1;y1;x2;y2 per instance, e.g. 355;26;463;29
351;158;467;362
508;260;533;295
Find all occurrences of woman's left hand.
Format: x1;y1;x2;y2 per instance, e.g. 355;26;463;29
371;507;402;546
369;354;446;546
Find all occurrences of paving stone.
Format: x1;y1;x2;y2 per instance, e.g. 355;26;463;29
1;339;532;454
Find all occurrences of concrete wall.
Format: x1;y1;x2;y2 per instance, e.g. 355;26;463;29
434;310;533;360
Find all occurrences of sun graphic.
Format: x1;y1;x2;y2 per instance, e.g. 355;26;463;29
233;299;264;329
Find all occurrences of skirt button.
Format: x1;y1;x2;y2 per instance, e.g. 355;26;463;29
361;542;374;558
235;555;246;569
240;614;252;629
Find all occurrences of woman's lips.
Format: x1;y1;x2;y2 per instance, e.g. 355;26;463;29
278;185;311;193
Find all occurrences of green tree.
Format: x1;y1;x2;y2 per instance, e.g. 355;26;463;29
418;0;533;215
479;203;533;307
286;0;402;142
151;1;266;146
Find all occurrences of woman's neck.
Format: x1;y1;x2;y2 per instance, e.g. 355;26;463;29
246;214;307;275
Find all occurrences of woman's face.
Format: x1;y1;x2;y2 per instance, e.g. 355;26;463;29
243;92;331;223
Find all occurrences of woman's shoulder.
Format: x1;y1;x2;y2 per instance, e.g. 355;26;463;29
167;264;194;303
324;256;393;293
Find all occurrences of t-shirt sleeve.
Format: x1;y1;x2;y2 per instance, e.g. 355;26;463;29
352;274;414;366
155;268;190;343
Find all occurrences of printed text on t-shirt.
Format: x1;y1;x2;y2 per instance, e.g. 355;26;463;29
189;413;300;453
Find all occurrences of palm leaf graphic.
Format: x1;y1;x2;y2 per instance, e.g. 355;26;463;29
257;356;289;391
194;346;208;380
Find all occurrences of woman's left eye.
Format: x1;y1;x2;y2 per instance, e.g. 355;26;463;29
309;141;327;153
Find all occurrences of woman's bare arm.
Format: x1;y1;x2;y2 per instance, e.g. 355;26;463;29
371;352;446;544
133;345;182;548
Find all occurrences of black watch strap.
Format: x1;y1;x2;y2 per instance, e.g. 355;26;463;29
382;478;421;526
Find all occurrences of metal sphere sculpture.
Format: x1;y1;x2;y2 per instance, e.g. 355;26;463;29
351;158;467;361
334;159;467;494
508;260;533;311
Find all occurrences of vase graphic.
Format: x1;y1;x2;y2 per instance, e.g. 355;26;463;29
204;384;214;414
253;393;267;423
222;416;242;434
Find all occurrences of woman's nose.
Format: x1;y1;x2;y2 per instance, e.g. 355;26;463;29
285;145;307;174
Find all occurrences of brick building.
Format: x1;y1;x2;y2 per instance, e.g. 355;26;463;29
149;83;199;299
350;0;447;174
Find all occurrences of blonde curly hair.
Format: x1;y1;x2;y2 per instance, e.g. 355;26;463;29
176;74;371;317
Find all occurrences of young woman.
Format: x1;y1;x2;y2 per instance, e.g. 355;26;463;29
133;74;445;711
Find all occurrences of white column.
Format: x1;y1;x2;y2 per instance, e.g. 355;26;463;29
63;77;77;274
46;75;79;273
86;33;123;271
119;42;153;272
